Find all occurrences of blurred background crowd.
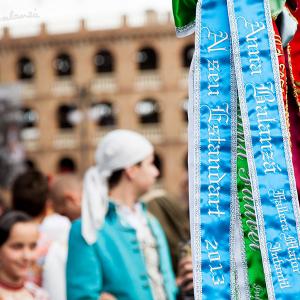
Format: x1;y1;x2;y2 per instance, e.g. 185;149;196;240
0;1;194;299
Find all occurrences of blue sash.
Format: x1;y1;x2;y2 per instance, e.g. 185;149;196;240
227;0;300;298
188;0;300;299
189;0;234;299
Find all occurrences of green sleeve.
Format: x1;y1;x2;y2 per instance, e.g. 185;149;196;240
172;0;197;31
270;0;286;18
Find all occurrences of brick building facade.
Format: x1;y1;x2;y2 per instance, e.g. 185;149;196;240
0;11;194;197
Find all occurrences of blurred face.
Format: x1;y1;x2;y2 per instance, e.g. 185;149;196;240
52;179;83;221
0;222;39;284
61;188;82;221
129;154;160;196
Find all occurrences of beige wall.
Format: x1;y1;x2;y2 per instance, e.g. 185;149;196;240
0;14;193;197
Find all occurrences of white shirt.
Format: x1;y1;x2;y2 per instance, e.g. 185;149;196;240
40;214;71;300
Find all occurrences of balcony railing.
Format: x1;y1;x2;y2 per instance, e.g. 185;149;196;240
135;71;161;91
53;130;78;149
138;124;163;143
52;78;76;97
91;75;117;93
21;128;40;151
93;127;115;145
180;70;189;89
20;82;36;99
181;126;188;142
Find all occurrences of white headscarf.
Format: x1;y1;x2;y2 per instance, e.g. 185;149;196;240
81;129;154;244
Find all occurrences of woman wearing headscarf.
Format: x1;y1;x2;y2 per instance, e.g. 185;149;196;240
66;130;177;300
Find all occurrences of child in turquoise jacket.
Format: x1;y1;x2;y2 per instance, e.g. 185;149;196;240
66;130;178;300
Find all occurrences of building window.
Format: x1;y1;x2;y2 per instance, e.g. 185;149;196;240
57;104;77;129
24;159;37;171
183;152;188;171
136;99;160;124
182;97;188;122
58;157;77;173
137;47;158;70
94;50;114;73
182;44;194;68
55;53;73;77
154;152;163;179
21;107;38;128
90;101;116;127
17;57;35;80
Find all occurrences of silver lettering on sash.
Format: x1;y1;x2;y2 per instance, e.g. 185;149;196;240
207;59;220;96
205;239;225;285
202;104;229;218
200;26;230;287
268;189;300;289
206;29;229;53
269;242;291;289
246;82;282;174
237;18;265;75
237;111;260;251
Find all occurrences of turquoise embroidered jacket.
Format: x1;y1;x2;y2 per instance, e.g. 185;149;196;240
66;202;177;300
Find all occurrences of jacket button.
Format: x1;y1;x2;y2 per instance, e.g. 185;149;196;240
142;283;150;289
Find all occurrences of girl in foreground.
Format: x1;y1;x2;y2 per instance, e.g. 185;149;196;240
0;211;48;300
67;130;177;300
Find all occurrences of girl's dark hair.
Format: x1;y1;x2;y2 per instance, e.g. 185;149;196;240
0;193;8;215
0;211;32;247
12;170;49;218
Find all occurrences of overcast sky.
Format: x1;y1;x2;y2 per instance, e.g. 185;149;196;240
0;0;172;36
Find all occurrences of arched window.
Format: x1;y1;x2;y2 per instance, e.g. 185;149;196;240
182;97;188;122
137;47;158;70
58;157;77;173
94;50;114;73
24;159;37;171
136;99;160;124
54;53;73;77
154;152;163;179
183;152;188;171
90;101;116;127
57;104;77;129
17;56;35;80
21;107;38;128
182;44;194;68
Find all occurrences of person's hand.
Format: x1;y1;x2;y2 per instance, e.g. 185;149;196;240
99;293;116;300
177;256;194;292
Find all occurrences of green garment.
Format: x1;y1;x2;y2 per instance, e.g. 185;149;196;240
237;103;268;299
172;0;286;33
271;0;286;18
172;0;197;33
